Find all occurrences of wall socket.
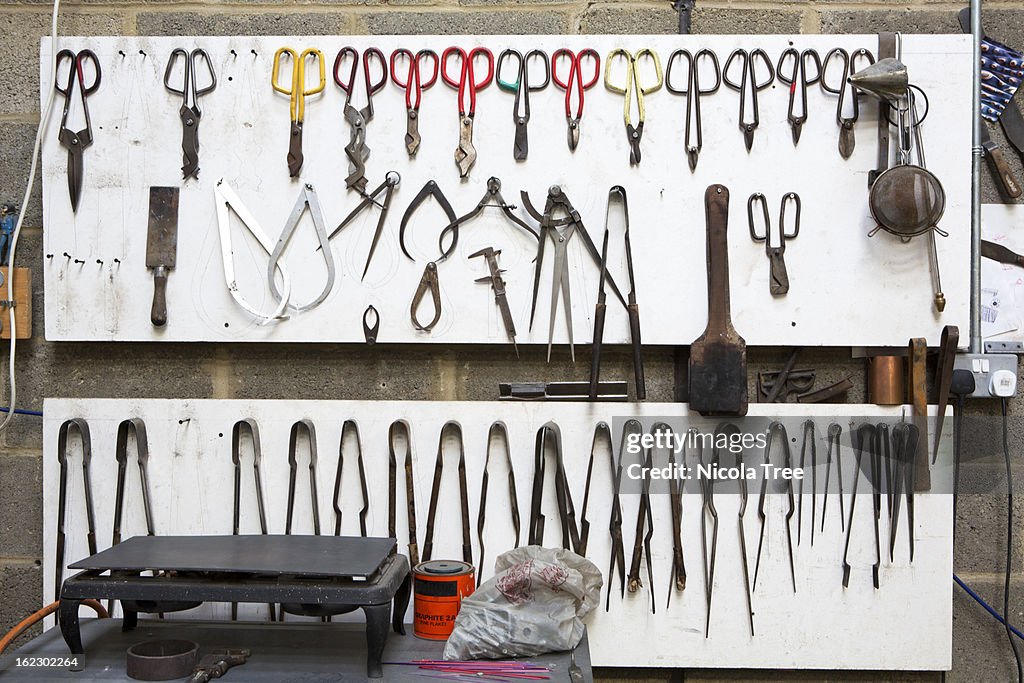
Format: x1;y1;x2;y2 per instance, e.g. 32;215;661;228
953;352;1019;398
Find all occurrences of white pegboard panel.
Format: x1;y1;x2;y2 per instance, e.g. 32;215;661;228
43;399;953;670
40;35;970;346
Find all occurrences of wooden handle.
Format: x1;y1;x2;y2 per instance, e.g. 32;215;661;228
985;143;1023;199
151;266;168;327
628;303;645;400
589;301;607;399
704;184;732;331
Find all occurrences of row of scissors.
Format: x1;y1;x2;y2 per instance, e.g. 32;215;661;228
51;44;874;214
270;44;878;177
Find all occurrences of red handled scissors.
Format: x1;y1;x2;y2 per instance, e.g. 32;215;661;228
551;48;599;151
441;47;494;178
390;48;439;156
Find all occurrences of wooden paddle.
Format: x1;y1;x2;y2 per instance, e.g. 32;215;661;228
689;184;748;416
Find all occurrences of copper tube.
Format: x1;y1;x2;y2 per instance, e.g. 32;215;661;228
868;356;904;405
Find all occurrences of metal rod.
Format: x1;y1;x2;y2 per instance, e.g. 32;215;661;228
971;0;982;353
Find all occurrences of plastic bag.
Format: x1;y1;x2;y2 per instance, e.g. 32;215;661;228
442;545;603;660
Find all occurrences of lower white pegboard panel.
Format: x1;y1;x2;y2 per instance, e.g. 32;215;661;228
40;34;970;345
43;399;952;670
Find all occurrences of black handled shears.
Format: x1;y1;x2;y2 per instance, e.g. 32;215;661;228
164;48;217;179
55;49;101;213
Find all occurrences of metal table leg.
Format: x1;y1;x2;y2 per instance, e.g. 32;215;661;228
363;602;391;678
58;597;86;672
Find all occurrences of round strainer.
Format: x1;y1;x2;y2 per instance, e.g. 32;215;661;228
868;164;946;238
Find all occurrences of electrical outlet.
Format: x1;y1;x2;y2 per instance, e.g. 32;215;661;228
953;353;1019;398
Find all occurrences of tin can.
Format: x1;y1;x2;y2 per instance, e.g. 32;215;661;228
413;560;475;640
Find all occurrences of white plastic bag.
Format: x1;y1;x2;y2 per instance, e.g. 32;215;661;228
442;545;603;660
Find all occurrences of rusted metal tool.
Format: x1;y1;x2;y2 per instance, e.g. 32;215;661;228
590;185;645;399
606;419;639;611
843;423;880;589
423;421;472;564
471;247;518;355
333;420;369;537
690;184;747;415
388;420;419;566
56;419;97;603
477;421;520;580
753;422;796;593
821;423;845;533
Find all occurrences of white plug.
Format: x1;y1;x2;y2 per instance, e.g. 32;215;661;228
990;369;1018;398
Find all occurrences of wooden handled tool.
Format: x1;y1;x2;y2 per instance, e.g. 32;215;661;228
146;187;179;327
689;184;747;416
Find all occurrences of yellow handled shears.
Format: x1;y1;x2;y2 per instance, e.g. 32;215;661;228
604;48;663;165
272;47;326;177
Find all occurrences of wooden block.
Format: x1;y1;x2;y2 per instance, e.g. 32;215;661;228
0;267;32;339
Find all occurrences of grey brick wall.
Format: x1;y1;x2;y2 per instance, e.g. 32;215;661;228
1;1;1022;681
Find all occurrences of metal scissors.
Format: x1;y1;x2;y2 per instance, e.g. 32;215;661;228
665;48;721;171
820;47;876;159
496;48;550;161
441;47;494;178
272;47;326;177
748;192;800;296
722;48;775;151
334;47;387;194
163;48;216;180
776;48;822;145
390;48;439;156
551;48;600;151
604;48;663;165
55;49;101;213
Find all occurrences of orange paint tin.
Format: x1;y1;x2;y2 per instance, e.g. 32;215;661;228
412;560;475;640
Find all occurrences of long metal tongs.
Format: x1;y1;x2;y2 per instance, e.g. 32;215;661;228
843;423;880;589
230;419;275;621
530;422;582;553
660;424;686;609
578;422;609;557
627;424;656;614
477;421;521;581
700;427;721;638
267;184;335;314
110;418;155;615
214;180;290;324
423;421;472;564
590;186;645;400
607;419;639;611
285;419;321;535
333;420;369;537
753;421;797;594
715;422;754;637
797;420;817;546
56;419;97;602
821;423;845;533
890;422;919;563
388;420;420;566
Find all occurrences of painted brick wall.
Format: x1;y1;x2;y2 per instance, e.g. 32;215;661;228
1;2;1023;680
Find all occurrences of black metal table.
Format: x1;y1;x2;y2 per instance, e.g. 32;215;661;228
57;535;411;678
